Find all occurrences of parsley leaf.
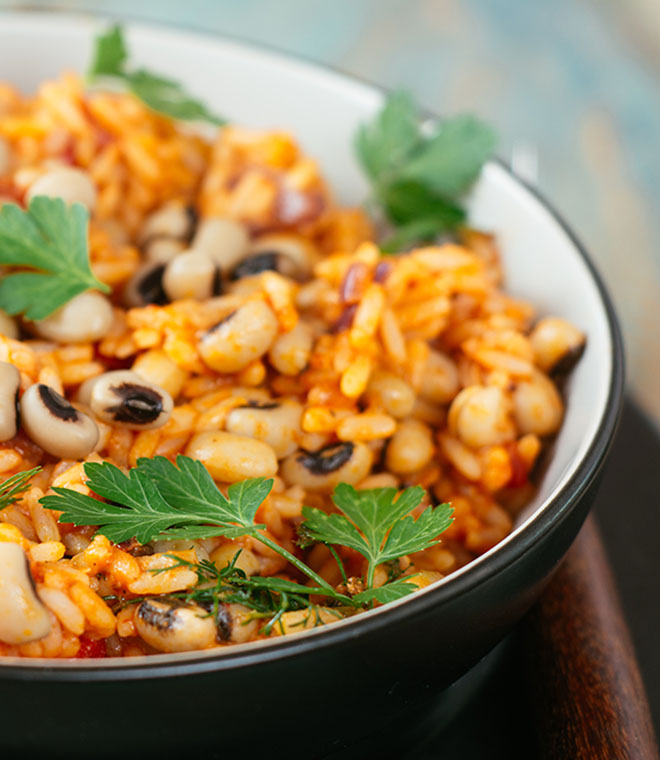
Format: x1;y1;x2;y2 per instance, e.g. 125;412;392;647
355;90;421;183
0;198;109;321
301;484;453;587
0;467;41;511
41;455;350;602
355;91;496;253
88;25;225;126
88;23;127;77
352;577;419;605
41;455;270;544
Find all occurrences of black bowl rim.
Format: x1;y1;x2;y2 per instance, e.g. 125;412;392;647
0;10;625;682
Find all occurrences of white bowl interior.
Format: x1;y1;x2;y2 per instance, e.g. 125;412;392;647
0;13;614;657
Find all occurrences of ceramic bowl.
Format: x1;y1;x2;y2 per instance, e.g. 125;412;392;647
0;12;624;757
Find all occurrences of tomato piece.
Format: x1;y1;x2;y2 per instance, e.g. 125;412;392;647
507;443;529;488
76;635;107;659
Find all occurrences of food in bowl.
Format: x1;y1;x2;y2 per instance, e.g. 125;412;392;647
0;27;585;659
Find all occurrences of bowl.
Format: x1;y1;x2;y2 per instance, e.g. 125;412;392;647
0;12;624;757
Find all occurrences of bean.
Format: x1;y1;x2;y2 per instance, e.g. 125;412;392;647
281;441;373;492
248;233;316;279
210;541;260;576
140;202;195;246
365;370;415;418
144;237;185;264
385;419;434;475
20;384;99;459
184;430;278;482
268;607;343;637
0;543;51;645
123;262;167;307
32;291;114;343
529;317;586;373
267;321;313;376
132;349;189;398
448;386;516;448
198;298;278;374
27;167;97;211
0;361;20;441
192;217;249;273
88;370;173;430
513;372;563;436
135;597;217;653
162;249;221;302
225;400;303;458
216;603;259;644
420;350;460;404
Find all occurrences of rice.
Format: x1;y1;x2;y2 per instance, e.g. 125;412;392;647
0;73;585;659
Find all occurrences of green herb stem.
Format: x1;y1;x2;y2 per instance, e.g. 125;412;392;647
254;532;351;605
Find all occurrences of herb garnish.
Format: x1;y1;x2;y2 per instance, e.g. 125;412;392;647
88;25;225;126
0;197;109;321
0;467;41;510
302;483;453;593
42;455;453;608
355;90;496;252
123;552;346;636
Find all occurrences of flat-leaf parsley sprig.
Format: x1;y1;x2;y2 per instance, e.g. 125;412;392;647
355;90;496;252
0;197;109;321
88;25;225;126
302;483;453;590
41;455;350;605
42;455;453;609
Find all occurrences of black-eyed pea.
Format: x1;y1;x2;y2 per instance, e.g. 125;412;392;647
135;597;216;653
248;234;317;280
32;291;114;343
89;370;173;430
184;431;278;482
513;372;564;436
365;370;415;418
529;317;586;373
405;570;444;589
139;202;196;246
385;419;435;475
162;249;222;302
225;400;303;458
448;386;516;449
420;350;460;404
267;321;313;376
192;217;250;273
132;349;189;398
20;384;99;459
0;543;51;644
216;602;259;644
123;262;168;307
198;299;278;374
280;441;373;493
268;607;344;637
144;237;186;264
149;540;210;563
210;541;260;576
0;361;20;441
26;167;97;211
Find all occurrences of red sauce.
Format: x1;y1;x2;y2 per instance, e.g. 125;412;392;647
75;635;107;659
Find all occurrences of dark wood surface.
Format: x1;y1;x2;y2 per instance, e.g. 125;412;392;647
412;399;660;759
522;517;659;760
